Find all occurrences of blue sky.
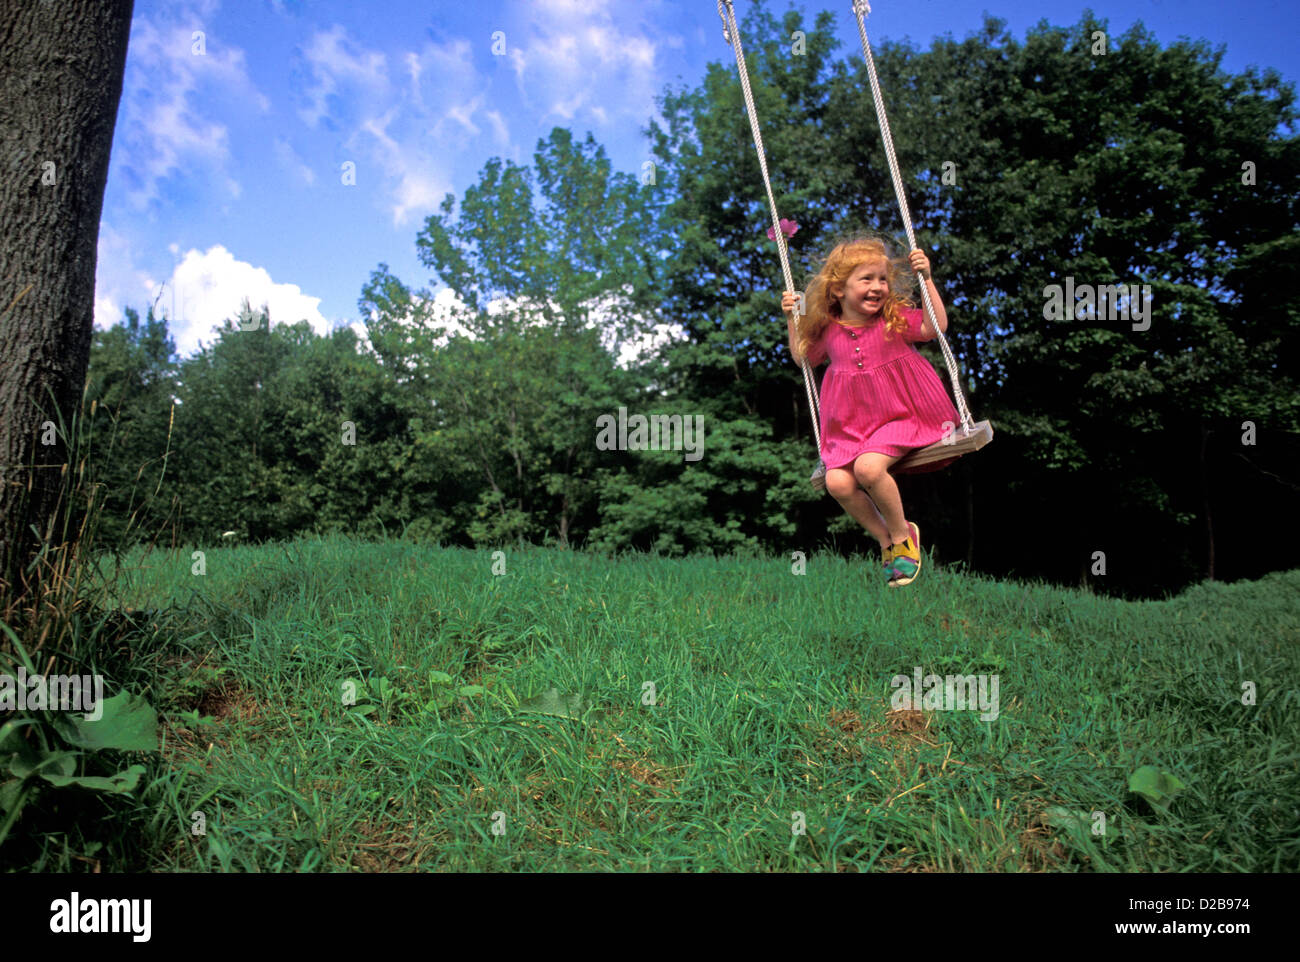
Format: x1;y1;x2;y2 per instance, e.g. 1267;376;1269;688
94;0;1299;360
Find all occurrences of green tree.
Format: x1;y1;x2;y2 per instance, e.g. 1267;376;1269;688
887;15;1300;584
165;303;429;547
647;2;1299;589
84;304;181;552
361;128;661;547
415;127;663;333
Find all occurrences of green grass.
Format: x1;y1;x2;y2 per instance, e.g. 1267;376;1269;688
13;534;1300;872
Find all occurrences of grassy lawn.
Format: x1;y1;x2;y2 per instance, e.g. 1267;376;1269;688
11;534;1298;871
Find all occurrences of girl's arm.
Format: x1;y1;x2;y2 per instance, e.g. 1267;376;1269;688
909;249;948;339
782;290;802;361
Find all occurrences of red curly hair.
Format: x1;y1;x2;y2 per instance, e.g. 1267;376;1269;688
793;234;916;364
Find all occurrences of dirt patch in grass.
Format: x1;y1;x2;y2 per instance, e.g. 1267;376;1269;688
193;680;260;724
606;731;676;796
804;708;868;766
809;705;1068;871
800;703;962;813
935;614;973;634
561;713;684;841
1019;807;1073;871
807;705;936;763
877;852;945;872
159;657;279;770
350;818;426;872
829;707;865;735
881;708;930;738
158;649;286;735
586;711;682;798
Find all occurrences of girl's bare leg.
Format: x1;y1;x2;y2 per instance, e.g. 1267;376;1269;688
825;467;891;546
852;453;910;545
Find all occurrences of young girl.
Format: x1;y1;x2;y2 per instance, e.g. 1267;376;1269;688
782;235;959;587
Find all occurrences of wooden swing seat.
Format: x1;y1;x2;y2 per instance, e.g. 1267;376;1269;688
810;420;994;490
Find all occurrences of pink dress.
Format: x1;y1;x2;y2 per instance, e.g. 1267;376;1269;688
804;307;960;475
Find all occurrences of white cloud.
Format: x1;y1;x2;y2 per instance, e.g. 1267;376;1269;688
534;0;613;17
145;246;332;357
93;290;127;334
116;6;270;211
354;287;471;341
273;137;316;186
94;223;160;331
352;282;684;373
417;38;481;107
387;169;447;227
295;24;391;129
350;287;482;380
442;94;487;137
359;108;450;227
484;109;510;147
506;0;662;128
580;287;687;369
296;28;492;225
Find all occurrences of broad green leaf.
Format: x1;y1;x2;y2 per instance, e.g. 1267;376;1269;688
428;671;454;686
10;749;82;788
40;764;146;794
0;718;35;754
53;691;159;752
0;777;29;815
1129;766;1187;810
0;620;37;675
7;749;73;781
423;692;454;713
36;751;78;780
0;718;39;766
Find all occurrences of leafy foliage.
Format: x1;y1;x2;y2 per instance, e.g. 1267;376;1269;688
0;640;159;849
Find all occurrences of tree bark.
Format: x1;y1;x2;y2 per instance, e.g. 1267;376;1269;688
0;0;135;599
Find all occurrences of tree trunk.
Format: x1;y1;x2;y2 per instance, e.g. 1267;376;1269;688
558;447;573;549
0;0;135;599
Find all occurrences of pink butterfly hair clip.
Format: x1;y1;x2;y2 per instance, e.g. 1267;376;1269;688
766;218;799;241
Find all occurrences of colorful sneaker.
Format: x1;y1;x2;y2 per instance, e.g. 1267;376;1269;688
881;542;897;581
888;522;922;587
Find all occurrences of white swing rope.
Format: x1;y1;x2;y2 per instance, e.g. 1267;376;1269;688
850;0;975;433
717;0;822;453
